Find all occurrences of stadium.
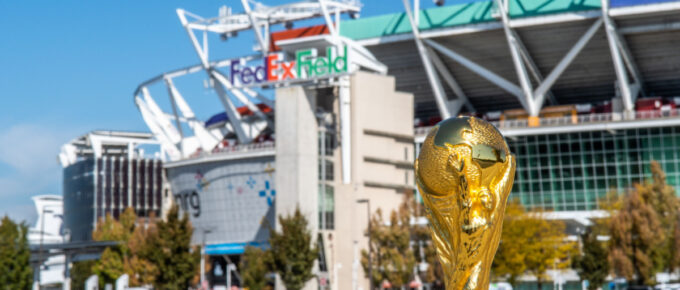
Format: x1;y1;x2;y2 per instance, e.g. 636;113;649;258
122;0;680;288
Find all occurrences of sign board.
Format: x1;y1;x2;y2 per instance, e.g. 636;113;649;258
229;45;349;89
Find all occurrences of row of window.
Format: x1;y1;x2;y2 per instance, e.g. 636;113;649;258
319;131;336;230
506;128;680;210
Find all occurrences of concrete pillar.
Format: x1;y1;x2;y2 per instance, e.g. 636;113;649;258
63;253;71;290
32;265;40;290
274;86;319;290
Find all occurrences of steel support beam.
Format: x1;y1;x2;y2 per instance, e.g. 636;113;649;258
620;21;680;34
614;29;646;98
402;0;452;119
511;28;558;106
319;0;339;37
165;78;221;151
427;47;474;113
241;0;269;52
135;96;181;159
166;81;185;140
141;87;182;144
241;87;275;108
533;18;603;111
211;70;274;129
602;0;640;113
177;9;209;68
496;0;536;115
424;39;527;110
210;73;250;144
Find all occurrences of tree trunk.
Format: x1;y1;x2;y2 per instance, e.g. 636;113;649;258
537;278;542;290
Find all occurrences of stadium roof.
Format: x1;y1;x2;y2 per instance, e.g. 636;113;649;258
338;0;680;118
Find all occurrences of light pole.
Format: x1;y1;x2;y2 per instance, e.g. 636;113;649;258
200;228;213;287
356;199;373;290
38;207;55;289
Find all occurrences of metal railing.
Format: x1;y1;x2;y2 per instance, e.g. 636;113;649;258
187;141;275;159
414;109;680;137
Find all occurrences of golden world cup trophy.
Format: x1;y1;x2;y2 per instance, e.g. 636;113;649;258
415;116;516;290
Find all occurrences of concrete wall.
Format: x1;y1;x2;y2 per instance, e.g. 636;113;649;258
273;72;413;290
274;86;319;290
333;71;415;290
275;86;319;230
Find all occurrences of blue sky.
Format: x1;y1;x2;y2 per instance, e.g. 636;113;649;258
0;1;443;225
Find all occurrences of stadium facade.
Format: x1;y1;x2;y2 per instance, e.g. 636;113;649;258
121;0;680;288
59;131;166;241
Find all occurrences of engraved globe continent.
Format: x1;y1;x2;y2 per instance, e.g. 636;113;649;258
416;116;510;198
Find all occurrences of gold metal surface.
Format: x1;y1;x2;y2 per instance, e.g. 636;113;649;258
415;117;516;290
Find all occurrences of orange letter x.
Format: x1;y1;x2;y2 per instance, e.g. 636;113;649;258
281;61;295;80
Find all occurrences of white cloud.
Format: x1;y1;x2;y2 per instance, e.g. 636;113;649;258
0;124;72;224
0;124;62;173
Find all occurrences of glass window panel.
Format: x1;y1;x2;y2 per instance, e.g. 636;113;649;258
594;154;604;164
665;150;675;161
584;141;593;152
585;167;594;177
530;170;539;179
551;144;559;152
586;179;595;189
664;162;676;175
607;166;616;176
573;167;582;177
575;180;584;190
553;181;562;190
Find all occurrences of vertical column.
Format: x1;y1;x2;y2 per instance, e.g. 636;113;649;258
62;253;71;290
155;160;163;216
122;158;129;210
147;160;154;215
338;76;352;184
274;86;319;290
139;159;146;217
93;157;100;230
113;157;120;218
131;159;138;211
104;156;112;218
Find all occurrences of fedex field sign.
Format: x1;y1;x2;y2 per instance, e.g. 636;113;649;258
229;46;348;87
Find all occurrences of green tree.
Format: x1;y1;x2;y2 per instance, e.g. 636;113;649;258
412;217;443;286
143;205;200;289
573;229;609;290
640;161;680;271
492;202;527;286
71;260;96;290
361;194;417;289
409;190;444;287
92;247;125;286
493;202;574;289
91;210;130;287
240;246;272;290
91;208;157;287
125;215;159;286
0;216;32;289
268;207;318;290
609;189;665;286
605;161;680;286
